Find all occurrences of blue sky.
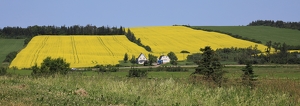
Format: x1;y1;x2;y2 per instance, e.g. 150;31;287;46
1;0;299;28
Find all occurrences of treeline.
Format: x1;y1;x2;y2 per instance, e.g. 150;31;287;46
0;25;126;38
266;41;300;51
125;29;152;52
191;27;262;44
248;20;300;30
187;45;300;64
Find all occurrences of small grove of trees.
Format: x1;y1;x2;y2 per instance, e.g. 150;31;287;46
130;55;136;64
167;51;178;65
125;29;152;52
31;57;70;77
191;46;226;87
146;54;157;66
248;20;300;30
264;41;300;64
187;45;300;65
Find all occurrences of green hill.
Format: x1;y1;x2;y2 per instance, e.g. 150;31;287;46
191;26;300;46
0;39;24;64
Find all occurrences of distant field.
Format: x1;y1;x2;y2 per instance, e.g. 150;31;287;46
10;36;149;68
0;39;24;63
192;26;300;46
130;26;269;60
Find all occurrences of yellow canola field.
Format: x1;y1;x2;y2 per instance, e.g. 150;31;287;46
130;26;269;60
10;35;149;68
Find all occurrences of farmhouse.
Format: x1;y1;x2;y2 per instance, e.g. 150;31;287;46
137;53;147;64
157;55;170;64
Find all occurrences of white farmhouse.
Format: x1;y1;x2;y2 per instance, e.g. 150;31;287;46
137;53;147;64
157;55;170;64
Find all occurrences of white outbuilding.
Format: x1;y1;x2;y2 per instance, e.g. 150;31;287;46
157;55;170;64
137;53;147;64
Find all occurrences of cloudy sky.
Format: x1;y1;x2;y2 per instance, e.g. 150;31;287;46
1;0;299;28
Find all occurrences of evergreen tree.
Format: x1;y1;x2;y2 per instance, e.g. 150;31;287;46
130;55;136;64
123;53;128;63
192;46;226;87
241;61;257;88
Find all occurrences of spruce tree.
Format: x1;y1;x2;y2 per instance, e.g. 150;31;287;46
123;53;128;63
130;55;136;64
192;46;226;87
241;61;257;88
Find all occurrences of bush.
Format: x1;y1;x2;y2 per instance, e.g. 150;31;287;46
155;66;188;72
94;64;119;73
127;67;147;77
0;66;7;76
3;51;18;63
165;66;188;72
31;57;70;77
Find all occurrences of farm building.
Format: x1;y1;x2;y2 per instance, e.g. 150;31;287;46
157;55;170;64
137;53;147;64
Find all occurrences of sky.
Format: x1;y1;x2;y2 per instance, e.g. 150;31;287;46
1;0;299;28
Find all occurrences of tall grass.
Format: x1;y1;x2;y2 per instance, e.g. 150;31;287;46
0;73;298;105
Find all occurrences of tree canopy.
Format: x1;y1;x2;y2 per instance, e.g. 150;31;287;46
0;25;125;38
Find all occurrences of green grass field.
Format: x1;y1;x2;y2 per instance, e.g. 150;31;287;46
191;26;300;46
1;66;300;105
0;39;24;63
7;66;300;79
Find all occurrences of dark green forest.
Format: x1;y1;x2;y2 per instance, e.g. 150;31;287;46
0;25;126;38
248;20;300;30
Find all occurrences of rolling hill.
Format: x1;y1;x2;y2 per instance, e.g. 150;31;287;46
8;26;300;68
0;39;24;64
192;26;300;46
130;26;269;60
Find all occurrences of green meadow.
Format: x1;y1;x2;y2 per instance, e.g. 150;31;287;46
0;39;24;63
1;66;299;105
192;26;300;46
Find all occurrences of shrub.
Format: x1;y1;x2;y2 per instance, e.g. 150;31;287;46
94;64;119;73
165;66;188;72
127;67;147;77
3;51;18;63
31;57;70;77
155;66;188;72
0;66;7;76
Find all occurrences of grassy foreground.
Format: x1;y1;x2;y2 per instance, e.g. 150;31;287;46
192;26;300;46
0;72;299;105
